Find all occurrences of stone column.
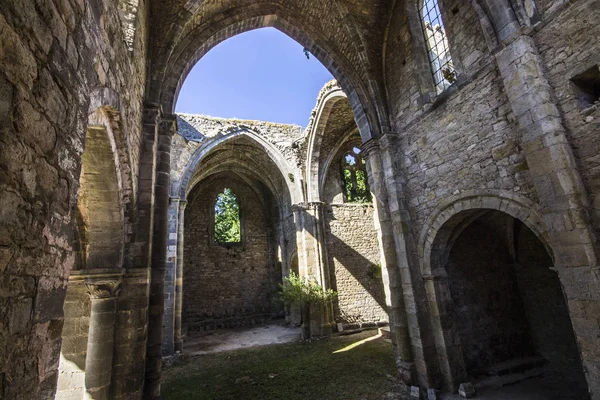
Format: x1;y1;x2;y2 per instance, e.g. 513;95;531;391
174;199;187;353
84;278;121;400
144;115;174;399
310;201;335;335
362;139;414;384
162;196;180;356
292;204;309;278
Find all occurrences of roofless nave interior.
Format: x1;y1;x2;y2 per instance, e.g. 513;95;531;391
0;0;599;399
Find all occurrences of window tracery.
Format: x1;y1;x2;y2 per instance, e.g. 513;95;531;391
420;0;456;93
341;147;371;203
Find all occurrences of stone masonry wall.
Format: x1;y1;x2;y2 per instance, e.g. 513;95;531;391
400;64;532;239
55;282;91;399
183;178;282;333
326;204;388;326
534;0;600;254
0;0;148;397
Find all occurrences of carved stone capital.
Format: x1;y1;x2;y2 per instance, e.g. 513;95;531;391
159;114;178;136
307;201;325;210
291;203;307;213
361;138;380;159
85;278;122;299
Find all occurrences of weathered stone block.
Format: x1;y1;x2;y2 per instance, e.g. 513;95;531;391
458;382;475;398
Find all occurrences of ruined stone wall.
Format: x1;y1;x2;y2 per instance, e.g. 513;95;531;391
172;114;304;191
385;0;492;125
534;0;600;252
326;204;388;326
0;0;149;397
381;1;600;393
183;178;282;333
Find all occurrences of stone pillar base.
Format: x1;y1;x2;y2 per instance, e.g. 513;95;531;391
398;360;415;385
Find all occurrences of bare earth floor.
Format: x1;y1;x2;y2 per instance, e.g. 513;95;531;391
184;322;302;355
163;326;582;400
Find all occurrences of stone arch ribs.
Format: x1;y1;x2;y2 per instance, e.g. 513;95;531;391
147;1;387;140
78;96;138;271
305;82;348;203
85;92;137;269
419;191;550;279
176;127;301;205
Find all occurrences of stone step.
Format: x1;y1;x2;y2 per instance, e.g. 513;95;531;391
378;325;391;339
486;355;546;376
475;367;545;392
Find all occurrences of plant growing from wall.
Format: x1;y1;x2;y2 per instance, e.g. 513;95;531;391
367;262;382;279
280;272;337;339
214;188;241;243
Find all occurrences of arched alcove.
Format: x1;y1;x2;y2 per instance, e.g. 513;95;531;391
75;125;124;270
56;108;128;400
425;208;589;398
170;130;296;348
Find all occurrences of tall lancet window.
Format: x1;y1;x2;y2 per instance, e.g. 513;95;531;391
420;0;456;93
214;188;241;244
341;147;371;203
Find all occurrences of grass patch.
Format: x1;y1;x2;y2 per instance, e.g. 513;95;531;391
162;330;398;400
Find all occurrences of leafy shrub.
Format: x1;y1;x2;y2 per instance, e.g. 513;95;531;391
279;272;337;306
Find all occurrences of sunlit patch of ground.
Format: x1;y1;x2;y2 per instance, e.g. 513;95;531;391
161;330;402;400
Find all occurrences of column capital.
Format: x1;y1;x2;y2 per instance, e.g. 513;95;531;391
142;104;161;124
361;138;380;159
307;201;325;209
159;115;177;136
291;203;307;213
85;278;122;299
169;196;185;205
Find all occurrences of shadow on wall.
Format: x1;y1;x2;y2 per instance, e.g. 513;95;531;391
325;207;388;326
302;208;388;328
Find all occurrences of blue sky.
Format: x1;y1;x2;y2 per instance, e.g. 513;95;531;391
175;28;334;127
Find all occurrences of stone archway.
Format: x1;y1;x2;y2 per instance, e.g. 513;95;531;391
149;4;387;141
56;107;128;400
421;197;588;398
143;5;402;394
305;81;348;203
164;125;299;355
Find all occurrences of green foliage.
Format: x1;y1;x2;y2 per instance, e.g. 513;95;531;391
279;272;337;306
214;188;241;243
367;263;382;279
343;168;371;203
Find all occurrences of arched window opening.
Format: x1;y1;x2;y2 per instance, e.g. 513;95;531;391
420;0;456;93
341;147;371;203
214;188;242;244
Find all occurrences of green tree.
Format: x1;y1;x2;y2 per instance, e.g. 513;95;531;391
214;188;241;243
